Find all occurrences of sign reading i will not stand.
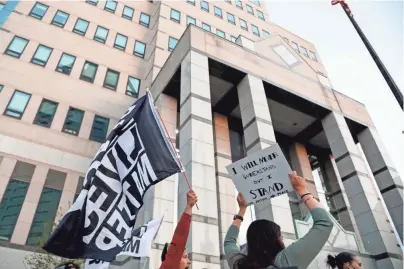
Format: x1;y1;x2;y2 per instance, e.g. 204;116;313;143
226;144;293;205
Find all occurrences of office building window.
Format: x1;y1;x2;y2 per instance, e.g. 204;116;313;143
291;41;299;52
94;26;109;43
250;0;260;6
56;53;76;75
80;61;98;83
114;33;128;51
0;3;4;11
170;9;180;23
122;6;134;20
168;37;178;52
235;0;243;9
227;13;235;24
230;36;237;42
301;46;309;57
251;25;260;36
202;23;211;32
246;4;254;14
33;99;58;128
103;69;120;90
216;29;225;39
29;2;48;20
134;41;146;58
257;10;265;20
225;0;231;3
201;0;209;11
0;85;3;92
63;107;84;135
90;116;109;142
126;76;140;97
104;0;117;13
310;51;318;61
31;45;53;67
86;0;98;6
4;36;29;58
4;90;31;119
0;162;35;242
27;170;66;246
187;0;195;5
263;30;270;38
284;37;289;43
73;18;89;35
187;16;196;25
51;10;69;27
139;13;150;27
239;18;247;30
214;7;222;18
75;177;84;200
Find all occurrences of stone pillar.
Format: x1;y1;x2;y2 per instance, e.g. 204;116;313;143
178;51;221;268
322;112;402;268
213;113;236;269
357;128;403;243
237;74;296;240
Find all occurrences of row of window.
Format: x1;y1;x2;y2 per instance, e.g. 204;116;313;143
4;36;141;96
287;39;318;61
2;89;110;142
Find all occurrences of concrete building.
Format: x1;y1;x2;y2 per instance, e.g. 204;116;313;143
0;1;402;269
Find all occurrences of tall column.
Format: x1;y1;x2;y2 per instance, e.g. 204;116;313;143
213;113;236;269
357;128;403;243
322;112;402;268
237;74;296;240
178;51;221;268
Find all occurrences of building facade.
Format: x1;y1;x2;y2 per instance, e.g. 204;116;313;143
0;1;402;269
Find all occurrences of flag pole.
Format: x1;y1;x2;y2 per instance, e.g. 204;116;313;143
337;2;403;110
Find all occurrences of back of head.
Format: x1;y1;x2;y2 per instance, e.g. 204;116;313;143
234;219;284;269
327;252;354;269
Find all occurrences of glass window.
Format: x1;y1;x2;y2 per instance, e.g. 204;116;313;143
216;29;225;39
301;46;309;57
249;0;260;6
126;76;140;97
104;0;117;13
29;2;48;20
33;99;58;128
239;18;248;30
103;69;120;90
94;26;109;43
0;3;4;11
31;45;53;67
252;25;260;36
187;16;196;25
231;36;237;42
227;13;235;24
63;107;84;135
114;33;128;51
75;177;84;201
56;53;76;75
139;13;150;27
202;23;211;32
187;0;195;5
4;36;29;58
122;6;134;20
235;0;243;9
246;4;254;14
310;51;318;61
170;9;180;23
263;30;270;38
201;0;209;11
4;90;31;119
225;0;231;4
86;0;98;6
168;37;178;52
214;7;222;18
284;37;289;43
51;10;69;28
80;61;98;83
257;10;265;20
291;41;299;52
134;41;146;58
0;85;3;92
90;116;109;142
73;18;89;36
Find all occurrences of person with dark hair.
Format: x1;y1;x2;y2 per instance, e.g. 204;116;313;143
224;171;333;269
160;190;197;269
55;261;80;269
327;252;362;268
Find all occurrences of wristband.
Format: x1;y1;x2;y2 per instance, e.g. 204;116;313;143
233;215;244;222
304;197;313;204
300;192;311;200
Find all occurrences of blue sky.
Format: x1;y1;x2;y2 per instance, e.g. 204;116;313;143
266;0;404;179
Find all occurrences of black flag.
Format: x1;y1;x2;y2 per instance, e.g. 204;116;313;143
43;92;181;261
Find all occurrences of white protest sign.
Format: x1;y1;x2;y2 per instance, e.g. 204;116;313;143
84;259;110;269
226;144;293;204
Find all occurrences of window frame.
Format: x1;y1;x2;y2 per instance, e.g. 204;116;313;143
230;36;237;42
33;99;58;128
168;37;179;52
301;46;309;57
113;33;128;51
200;0;209;12
51;10;69;28
263;30;270;38
139;12;150;27
225;0;232;4
4;36;29;59
126;76;141;97
187;0;195;5
122;5;134;20
104;0;117;13
291;41;300;52
202;23;211;32
93;26;109;44
73;18;89;36
216;29;226;39
133;41;146;58
62;107;84;136
227;12;235;25
86;0;98;6
239;18;248;31
29;2;49;20
4;90;31;119
187;16;196;25
310;50;318;61
55;53;76;75
246;4;254;15
80;61;98;83
235;0;243;9
89;115;110;143
30;44;53;67
257;10;265;20
251;24;260;37
103;69;120;90
214;6;222;18
170;9;181;23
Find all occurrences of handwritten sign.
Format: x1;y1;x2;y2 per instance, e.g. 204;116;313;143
226;144;293;204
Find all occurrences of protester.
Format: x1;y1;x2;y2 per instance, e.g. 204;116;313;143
327;252;362;269
160;190;198;269
55;262;80;269
224;171;333;269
